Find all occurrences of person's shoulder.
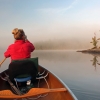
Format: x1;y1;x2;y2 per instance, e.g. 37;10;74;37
8;43;15;48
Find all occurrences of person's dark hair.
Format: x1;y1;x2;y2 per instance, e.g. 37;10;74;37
12;28;25;40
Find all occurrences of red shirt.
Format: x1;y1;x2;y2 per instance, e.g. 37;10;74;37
4;40;35;61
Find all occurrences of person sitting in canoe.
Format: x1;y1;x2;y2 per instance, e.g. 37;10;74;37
4;28;35;60
4;28;37;84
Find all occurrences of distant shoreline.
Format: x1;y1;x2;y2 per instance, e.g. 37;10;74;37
77;48;100;53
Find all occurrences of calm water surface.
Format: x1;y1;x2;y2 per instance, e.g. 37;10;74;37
0;50;100;100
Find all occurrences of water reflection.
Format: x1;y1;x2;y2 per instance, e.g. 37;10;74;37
91;56;98;70
82;52;100;70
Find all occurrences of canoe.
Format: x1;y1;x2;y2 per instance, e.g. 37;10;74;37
0;58;78;100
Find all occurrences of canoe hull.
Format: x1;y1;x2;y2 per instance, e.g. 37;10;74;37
0;65;77;100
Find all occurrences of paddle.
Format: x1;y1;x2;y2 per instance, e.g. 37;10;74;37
0;58;6;67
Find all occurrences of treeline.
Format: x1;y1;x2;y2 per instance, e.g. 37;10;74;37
34;40;66;50
34;39;92;50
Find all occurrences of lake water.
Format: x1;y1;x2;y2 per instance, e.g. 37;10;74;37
33;50;100;100
0;50;100;100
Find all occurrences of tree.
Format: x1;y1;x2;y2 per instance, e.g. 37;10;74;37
90;33;100;49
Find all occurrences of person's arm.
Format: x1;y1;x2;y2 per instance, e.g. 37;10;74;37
4;46;11;58
24;35;35;52
26;40;35;52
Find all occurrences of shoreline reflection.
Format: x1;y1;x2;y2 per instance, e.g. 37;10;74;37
82;52;100;70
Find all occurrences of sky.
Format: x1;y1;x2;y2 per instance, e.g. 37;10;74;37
0;0;100;49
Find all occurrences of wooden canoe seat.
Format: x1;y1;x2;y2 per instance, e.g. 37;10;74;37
0;88;67;98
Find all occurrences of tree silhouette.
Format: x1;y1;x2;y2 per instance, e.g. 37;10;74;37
90;33;100;49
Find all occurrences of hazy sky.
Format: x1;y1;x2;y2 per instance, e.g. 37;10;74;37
0;0;100;48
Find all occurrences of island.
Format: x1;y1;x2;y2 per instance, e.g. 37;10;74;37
77;48;100;53
77;33;100;53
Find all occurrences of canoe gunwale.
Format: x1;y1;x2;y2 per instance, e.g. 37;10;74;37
39;65;78;100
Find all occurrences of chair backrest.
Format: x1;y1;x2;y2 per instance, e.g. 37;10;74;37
12;57;38;72
25;57;38;72
9;57;39;82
